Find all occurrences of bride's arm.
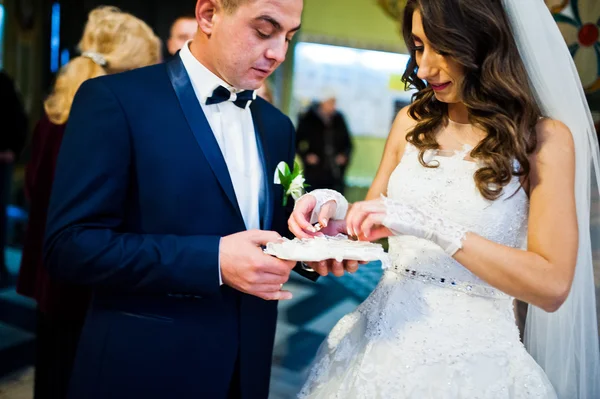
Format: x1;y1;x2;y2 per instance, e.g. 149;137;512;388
453;119;577;312
351;119;577;312
365;107;412;201
288;107;414;239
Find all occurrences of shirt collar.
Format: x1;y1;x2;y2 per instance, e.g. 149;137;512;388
179;40;257;105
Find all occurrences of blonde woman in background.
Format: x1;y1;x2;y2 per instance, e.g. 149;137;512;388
16;7;160;398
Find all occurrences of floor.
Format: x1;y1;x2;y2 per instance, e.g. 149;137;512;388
0;249;36;399
0;248;383;399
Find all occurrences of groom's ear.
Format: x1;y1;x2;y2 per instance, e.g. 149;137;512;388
196;0;217;35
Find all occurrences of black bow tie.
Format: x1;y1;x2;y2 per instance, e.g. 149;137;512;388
206;85;254;109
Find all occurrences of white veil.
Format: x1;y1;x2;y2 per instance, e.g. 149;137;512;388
502;1;600;397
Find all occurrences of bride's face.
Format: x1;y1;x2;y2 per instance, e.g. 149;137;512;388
411;10;465;104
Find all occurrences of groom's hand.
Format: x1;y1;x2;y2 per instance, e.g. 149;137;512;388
220;230;296;301
304;259;368;277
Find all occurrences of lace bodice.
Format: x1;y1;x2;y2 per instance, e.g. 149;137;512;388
298;143;556;399
386;143;529;296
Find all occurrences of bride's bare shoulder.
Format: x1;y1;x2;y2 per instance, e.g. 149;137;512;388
387;105;418;156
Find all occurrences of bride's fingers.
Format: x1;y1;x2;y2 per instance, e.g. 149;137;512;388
292;209;318;236
345;202;364;237
349;209;371;239
361;201;387;214
362;226;393;242
292;198;318;233
318;201;337;228
360;213;385;238
289;215;314;239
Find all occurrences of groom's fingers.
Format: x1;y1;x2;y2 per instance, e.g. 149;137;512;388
255;289;293;301
250;230;283;246
253;284;287;293
311;260;329;276
259;256;296;276
330;260;344;277
307;260;361;276
256;272;290;285
344;260;359;274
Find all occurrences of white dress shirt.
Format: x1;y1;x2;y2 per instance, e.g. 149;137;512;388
179;41;264;284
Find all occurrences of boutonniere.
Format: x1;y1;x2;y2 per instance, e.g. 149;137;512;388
274;161;309;206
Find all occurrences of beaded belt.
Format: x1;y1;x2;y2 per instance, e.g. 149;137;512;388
393;267;510;299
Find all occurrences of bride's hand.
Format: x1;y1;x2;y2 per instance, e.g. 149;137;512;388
346;199;393;241
288;194;341;238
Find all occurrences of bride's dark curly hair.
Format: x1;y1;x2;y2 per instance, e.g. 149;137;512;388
402;0;542;200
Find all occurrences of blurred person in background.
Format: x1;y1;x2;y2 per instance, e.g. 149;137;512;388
165;14;197;60
296;90;353;194
0;70;28;286
16;7;160;398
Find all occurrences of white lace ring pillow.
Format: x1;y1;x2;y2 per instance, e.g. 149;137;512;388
264;234;390;265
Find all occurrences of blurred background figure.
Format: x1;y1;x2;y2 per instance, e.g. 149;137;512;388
0;70;27;287
296;90;353;194
165;14;197;60
256;80;274;104
16;6;160;398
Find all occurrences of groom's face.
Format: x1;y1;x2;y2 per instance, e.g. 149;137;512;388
209;0;302;89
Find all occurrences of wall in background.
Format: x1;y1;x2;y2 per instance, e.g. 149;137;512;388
288;0;409;187
300;0;405;53
2;0;405;188
2;0;49;128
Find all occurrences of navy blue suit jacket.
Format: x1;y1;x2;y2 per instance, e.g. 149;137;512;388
43;57;316;399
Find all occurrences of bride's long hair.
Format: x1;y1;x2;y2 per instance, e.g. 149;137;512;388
402;0;542;200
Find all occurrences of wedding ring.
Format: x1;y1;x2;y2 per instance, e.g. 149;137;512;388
280;284;284;289
313;222;322;232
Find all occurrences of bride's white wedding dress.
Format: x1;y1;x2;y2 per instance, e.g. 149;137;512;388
298;142;557;398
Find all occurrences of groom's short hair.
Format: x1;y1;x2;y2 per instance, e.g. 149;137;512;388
220;0;252;13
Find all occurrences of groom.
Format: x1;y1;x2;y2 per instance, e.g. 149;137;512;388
43;0;314;397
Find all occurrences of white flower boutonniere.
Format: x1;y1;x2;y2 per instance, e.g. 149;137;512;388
274;161;309;206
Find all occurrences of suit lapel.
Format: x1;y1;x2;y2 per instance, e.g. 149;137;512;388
250;102;274;231
165;57;243;223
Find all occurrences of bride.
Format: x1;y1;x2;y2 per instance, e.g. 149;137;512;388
288;0;600;397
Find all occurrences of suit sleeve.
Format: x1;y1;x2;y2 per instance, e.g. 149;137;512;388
43;78;222;296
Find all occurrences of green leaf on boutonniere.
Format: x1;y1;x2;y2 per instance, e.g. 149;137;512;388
274;160;309;207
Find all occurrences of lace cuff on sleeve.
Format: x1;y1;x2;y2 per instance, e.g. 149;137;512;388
297;189;349;224
381;196;468;256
